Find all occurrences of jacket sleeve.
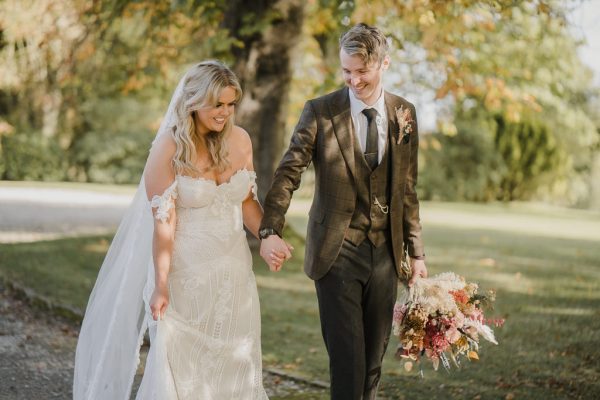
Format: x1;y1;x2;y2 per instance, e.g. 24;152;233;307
260;100;318;235
403;103;425;258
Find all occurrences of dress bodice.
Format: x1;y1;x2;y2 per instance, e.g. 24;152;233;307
149;168;257;239
172;169;257;240
175;168;257;210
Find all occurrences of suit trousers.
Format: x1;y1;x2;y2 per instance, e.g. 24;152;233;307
315;237;398;400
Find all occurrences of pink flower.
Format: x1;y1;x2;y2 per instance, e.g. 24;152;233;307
431;333;450;353
392;273;499;373
393;303;407;323
453;311;465;327
470;308;483;323
445;326;461;343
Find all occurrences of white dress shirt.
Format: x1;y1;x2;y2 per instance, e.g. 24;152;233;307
349;89;388;164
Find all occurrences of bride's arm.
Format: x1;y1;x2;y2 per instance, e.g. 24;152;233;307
144;134;177;321
237;127;263;239
236;127;291;269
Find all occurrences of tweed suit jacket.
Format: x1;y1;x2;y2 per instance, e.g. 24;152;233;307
260;87;425;280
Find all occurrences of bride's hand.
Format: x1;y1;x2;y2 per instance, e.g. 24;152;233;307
285;241;294;256
150;285;169;321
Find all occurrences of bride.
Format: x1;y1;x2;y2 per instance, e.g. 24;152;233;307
73;61;290;399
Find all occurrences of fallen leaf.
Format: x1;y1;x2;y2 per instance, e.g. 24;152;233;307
479;258;496;267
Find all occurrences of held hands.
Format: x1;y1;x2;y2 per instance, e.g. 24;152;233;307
260;235;294;272
408;258;428;287
150;284;169;321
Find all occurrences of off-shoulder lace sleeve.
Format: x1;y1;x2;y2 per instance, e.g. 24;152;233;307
248;170;258;201
150;180;178;223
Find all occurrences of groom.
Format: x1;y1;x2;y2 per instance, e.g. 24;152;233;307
259;23;427;399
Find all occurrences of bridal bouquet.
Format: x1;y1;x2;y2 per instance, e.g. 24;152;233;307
393;272;498;373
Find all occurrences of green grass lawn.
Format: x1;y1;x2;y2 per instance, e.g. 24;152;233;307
1;201;599;399
0;179;137;194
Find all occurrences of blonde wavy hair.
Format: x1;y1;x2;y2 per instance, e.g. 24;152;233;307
171;60;242;176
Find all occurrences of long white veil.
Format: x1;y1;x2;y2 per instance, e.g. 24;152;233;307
73;76;186;400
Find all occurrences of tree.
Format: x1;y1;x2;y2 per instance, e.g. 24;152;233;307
0;0;226;181
1;0;597;207
0;0;309;188
494;115;561;201
359;0;597;203
220;0;305;199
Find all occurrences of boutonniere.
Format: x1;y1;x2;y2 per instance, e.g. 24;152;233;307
395;106;414;144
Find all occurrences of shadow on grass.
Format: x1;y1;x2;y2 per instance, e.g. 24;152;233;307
0;235;109;309
1;216;599;399
377;224;600;400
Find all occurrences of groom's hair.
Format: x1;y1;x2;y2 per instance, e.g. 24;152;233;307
339;23;389;66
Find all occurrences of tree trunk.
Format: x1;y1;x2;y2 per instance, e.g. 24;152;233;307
222;0;305;200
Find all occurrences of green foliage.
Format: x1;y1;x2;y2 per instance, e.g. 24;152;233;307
419;117;505;202
494;115;562;201
71;130;149;184
378;0;597;204
0;0;226;182
1;132;66;181
68;96;162;183
420;113;565;202
0;0;597;205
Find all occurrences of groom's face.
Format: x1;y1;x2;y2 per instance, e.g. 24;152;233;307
340;49;389;105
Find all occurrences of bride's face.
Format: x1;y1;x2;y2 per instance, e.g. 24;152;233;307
195;86;238;135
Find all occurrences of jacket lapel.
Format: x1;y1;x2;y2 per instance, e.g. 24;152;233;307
385;91;404;191
385;91;400;148
329;87;356;182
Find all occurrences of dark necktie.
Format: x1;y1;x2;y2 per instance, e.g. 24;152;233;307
362;108;379;170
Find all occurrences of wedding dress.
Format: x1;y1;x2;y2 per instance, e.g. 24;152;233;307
73;70;268;400
135;168;268;399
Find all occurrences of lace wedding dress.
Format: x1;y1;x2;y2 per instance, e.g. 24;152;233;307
135;168;268;399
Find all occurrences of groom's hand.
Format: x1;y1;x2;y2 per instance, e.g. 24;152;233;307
260;235;293;272
408;259;428;287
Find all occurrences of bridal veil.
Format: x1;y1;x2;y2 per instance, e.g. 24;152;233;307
72;74;186;400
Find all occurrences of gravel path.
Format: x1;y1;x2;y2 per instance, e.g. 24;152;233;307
0;185;310;243
0;186;327;399
0;187;130;243
0;282;80;399
0;283;327;399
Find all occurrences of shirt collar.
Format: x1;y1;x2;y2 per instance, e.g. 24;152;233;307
349;87;386;119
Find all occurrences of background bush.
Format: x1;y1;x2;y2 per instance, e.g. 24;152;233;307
1;132;66;181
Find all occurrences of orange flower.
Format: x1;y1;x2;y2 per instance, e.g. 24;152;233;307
449;289;469;304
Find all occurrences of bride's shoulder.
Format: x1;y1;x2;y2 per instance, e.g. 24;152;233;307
149;131;177;159
229;125;252;150
227;125;253;167
230;125;251;142
146;132;177;179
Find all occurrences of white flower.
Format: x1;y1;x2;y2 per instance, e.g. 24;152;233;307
395;105;414;144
